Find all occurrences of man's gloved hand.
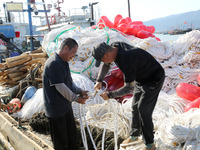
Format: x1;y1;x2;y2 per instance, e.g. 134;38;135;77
94;82;102;91
100;91;109;100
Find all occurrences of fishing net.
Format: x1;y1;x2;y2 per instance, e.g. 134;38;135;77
35;26;200;149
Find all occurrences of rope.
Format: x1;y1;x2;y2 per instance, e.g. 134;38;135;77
101;100;110;150
79;104;88;150
83;106;97;150
70;58;95;74
53;26;77;43
70;26;110;75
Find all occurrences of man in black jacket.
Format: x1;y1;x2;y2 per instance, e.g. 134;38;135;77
92;42;165;150
43;38;89;150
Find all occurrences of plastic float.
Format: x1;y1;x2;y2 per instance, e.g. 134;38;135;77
6;98;22;114
103;66;133;103
176;82;200;101
198;73;200;84
96;14;160;41
184;97;200;112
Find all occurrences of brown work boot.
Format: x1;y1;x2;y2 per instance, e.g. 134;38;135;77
142;143;156;150
120;137;142;149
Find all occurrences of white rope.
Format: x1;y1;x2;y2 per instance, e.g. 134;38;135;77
83;106;97;150
110;100;119;150
101;100;110;150
79;104;88;150
155;109;200;149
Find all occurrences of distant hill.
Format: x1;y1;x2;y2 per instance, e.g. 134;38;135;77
144;10;200;32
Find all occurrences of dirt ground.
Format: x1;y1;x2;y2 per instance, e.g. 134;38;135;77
29;111;125;150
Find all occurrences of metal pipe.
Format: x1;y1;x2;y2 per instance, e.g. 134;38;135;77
90;2;98;26
127;0;131;18
27;0;34;51
3;3;7;22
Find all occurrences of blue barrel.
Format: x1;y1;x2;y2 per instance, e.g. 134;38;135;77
21;86;37;104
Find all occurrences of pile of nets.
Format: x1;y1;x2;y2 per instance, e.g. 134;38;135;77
72;75;200;149
12;72;200;149
40;26;200;149
42;25;135;81
42;26;200;94
155;108;200;150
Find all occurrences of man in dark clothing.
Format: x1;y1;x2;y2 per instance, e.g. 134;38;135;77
92;42;165;150
43;38;89;150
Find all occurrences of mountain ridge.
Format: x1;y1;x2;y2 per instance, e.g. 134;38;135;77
144;10;200;32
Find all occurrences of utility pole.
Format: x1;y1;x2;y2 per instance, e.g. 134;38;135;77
42;0;51;31
127;0;131;18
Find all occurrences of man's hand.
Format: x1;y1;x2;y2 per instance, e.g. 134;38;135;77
80;90;89;98
100;91;109;100
78;90;89;104
77;95;88;104
94;82;102;91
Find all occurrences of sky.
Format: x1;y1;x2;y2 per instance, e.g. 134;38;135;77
0;0;200;24
61;0;200;21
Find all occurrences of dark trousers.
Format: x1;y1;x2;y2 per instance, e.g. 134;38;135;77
130;76;164;144
48;109;77;150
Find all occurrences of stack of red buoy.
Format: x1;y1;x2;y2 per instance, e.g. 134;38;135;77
176;74;200;112
95;14;160;41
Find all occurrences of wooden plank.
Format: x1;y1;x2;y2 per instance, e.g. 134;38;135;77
30;47;43;54
0;112;46;150
2;79;18;85
5;53;29;64
0;75;8;80
29;52;47;58
7;56;32;68
4;65;24;74
0;63;8;71
0;63;6;68
23;58;42;66
12;73;27;82
8;72;24;78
